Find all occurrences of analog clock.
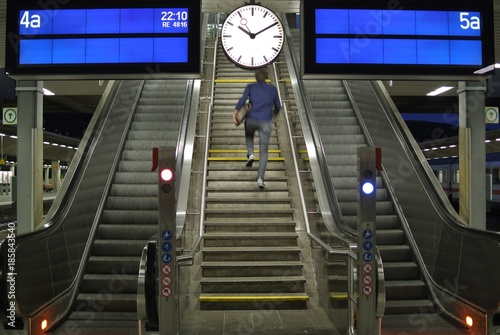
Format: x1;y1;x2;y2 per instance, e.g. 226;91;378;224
221;4;284;69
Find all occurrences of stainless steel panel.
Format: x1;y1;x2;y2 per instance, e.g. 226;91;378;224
345;79;500;313
13;80;143;317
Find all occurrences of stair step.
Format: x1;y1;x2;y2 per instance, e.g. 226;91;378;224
199;293;309;310
206;186;290;193
208;156;285;161
204;208;294;220
201;261;304;277
207;176;289;182
204;220;296;233
202;246;301;261
200;276;306;293
199;292;309;302
204;232;298;247
204;208;294;214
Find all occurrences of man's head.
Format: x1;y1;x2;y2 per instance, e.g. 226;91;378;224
255;68;268;82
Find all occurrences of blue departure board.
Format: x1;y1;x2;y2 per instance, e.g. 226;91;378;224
302;0;494;79
6;0;201;79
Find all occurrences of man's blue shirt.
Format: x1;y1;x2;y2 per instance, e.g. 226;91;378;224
235;81;281;121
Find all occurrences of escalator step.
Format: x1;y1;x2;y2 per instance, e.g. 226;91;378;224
80;274;138;293
75;293;137;312
86;256;140;274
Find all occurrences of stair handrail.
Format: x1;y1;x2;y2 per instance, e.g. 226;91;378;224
177;13;219;265
281;15;357;257
281;19;386;329
271;60;357;259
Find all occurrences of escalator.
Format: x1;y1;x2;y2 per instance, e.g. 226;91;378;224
285;22;500;334
57;80;188;333
0;79;193;334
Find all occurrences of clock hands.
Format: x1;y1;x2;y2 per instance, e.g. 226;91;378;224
237;21;279;39
254;21;279;36
238;25;253;38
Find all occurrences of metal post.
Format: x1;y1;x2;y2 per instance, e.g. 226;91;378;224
16;80;44;234
156;147;178;335
357;147;381;335
458;81;486;229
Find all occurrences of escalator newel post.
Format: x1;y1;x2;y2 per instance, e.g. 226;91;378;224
357;146;382;335
157;146;178;335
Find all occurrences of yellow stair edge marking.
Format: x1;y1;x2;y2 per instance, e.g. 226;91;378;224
199;295;309;303
208;157;285;161
209;149;281;153
214;79;271;83
330;293;348;301
297;150;308;154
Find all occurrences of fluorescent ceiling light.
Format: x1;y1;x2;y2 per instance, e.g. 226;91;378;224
474;63;500;74
427;86;453;96
43;88;55;96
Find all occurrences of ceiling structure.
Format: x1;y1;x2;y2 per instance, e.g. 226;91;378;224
0;0;500;164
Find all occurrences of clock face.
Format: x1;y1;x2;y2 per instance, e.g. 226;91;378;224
221;5;284;69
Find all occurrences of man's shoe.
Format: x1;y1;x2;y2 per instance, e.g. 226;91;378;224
246;154;255;167
257;178;265;189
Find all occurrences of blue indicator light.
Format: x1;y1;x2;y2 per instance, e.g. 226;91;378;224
362;182;375;195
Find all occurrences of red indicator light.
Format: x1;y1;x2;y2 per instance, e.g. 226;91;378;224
161;168;173;182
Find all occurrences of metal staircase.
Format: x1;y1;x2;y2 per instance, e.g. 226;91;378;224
198;40;309;309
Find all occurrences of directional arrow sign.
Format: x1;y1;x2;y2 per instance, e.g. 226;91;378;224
3;108;17;125
485;106;499;124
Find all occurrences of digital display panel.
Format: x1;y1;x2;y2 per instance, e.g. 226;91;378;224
302;0;494;79
5;0;201;79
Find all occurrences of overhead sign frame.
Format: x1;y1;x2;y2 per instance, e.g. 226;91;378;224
5;0;201;80
301;0;495;80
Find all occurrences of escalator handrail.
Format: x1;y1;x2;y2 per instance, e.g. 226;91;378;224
372;80;500;241
282;17;358;252
28;80;145;331
283;23;387;327
343;79;472;325
0;80;121;325
137;238;159;329
177;13;217;265
368;80;500;313
345;79;500;318
145;240;159;329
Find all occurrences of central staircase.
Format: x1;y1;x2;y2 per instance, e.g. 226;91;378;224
198;41;309;309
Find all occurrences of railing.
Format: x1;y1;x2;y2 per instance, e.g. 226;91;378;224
280;15;385;334
345;79;500;329
177;13;220;265
137;237;159;330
